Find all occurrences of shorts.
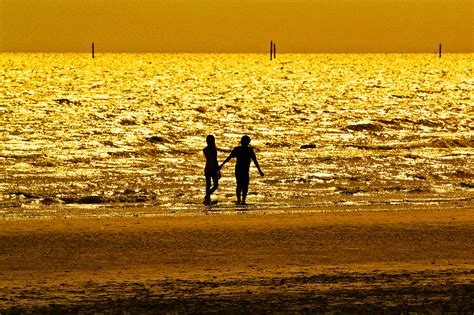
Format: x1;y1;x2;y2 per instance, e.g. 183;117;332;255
235;171;249;188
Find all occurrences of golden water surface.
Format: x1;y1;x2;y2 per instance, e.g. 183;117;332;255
1;53;472;217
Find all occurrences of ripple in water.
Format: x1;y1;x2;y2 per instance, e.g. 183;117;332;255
1;53;473;217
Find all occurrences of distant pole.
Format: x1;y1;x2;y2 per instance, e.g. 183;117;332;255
439;43;442;58
270;40;273;61
92;42;95;58
273;43;276;59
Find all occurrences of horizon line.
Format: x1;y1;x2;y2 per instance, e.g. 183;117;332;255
1;51;473;54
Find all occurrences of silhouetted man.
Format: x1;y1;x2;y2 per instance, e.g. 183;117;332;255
219;135;264;205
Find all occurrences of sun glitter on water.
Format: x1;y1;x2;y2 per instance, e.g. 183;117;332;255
0;53;473;217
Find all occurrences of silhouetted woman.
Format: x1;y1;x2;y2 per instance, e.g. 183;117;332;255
203;135;220;204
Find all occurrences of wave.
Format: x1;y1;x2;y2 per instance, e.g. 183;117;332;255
460;182;474;189
345;123;384;132
346;137;473;150
335;186;432;195
5;190;158;206
54;98;81;105
344;118;460;134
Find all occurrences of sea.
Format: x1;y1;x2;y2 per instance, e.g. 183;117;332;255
1;53;472;218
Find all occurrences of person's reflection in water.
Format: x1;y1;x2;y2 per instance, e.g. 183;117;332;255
220;135;264;205
203;135;220;204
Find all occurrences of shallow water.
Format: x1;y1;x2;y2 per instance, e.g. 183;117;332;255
1;53;473;217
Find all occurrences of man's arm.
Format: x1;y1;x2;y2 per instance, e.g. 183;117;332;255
252;151;264;177
219;154;233;170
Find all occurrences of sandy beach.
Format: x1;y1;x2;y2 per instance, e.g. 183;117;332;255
1;204;473;313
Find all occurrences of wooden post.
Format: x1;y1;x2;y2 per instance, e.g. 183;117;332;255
270;40;273;61
92;42;95;58
439;43;442;58
273;43;276;59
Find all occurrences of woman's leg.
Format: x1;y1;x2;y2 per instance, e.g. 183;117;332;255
209;174;219;197
205;175;212;199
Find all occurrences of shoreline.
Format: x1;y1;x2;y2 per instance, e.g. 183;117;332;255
1;194;472;220
1;205;473;312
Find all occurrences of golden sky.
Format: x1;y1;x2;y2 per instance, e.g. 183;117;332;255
1;0;473;53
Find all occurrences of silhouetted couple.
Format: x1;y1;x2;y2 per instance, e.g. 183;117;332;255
203;135;264;205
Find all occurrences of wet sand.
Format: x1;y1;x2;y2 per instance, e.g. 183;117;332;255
1;204;473;313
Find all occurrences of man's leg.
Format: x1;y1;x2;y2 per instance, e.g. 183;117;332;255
241;174;249;204
235;175;242;204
